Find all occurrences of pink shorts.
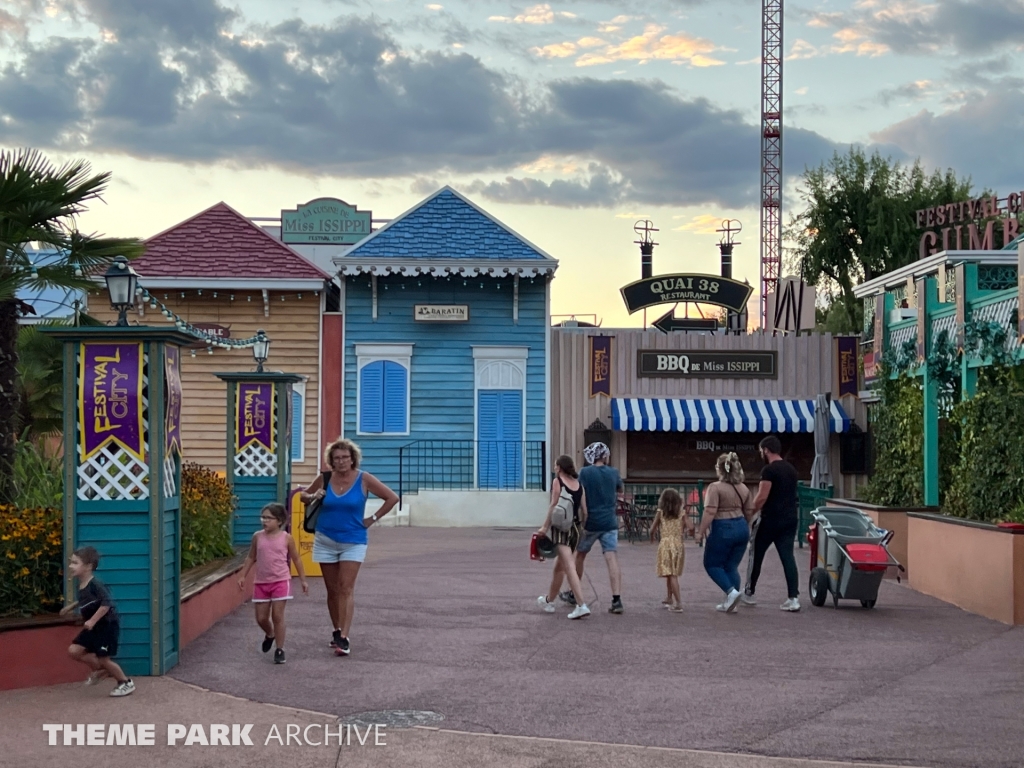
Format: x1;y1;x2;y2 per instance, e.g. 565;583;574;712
253;580;292;602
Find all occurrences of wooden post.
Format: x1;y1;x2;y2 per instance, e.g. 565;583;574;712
215;372;303;546
957;263;980;400
43;326;193;677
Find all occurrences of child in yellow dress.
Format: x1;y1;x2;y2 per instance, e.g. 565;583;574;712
649;488;695;612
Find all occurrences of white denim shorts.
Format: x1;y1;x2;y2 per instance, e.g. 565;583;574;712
312;532;368;564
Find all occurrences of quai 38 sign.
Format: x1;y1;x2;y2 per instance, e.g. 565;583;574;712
620;273;753;314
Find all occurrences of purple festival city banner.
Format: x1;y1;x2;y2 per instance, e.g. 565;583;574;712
837;337;859;397
590;336;612;397
164;346;183;456
236;382;274;453
79;342;146;461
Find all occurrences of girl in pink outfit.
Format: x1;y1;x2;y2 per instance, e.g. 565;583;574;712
238;503;308;663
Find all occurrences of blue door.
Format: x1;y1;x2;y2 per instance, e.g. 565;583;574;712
477;390;523;489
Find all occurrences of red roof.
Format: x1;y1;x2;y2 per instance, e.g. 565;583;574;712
135;202;330;280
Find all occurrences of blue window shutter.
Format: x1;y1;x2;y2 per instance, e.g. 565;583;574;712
291;389;303;458
382;361;408;433
359;362;384;433
478;391;500;488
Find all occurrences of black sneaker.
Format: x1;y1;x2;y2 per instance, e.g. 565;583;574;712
274;649;286;664
262;636;274;653
335;636;351;656
558;590;577;606
330;629;342;648
609;598;624;614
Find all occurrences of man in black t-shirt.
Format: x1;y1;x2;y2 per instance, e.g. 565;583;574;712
742;435;801;611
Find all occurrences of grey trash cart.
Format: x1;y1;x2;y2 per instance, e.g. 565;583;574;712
807;506;905;609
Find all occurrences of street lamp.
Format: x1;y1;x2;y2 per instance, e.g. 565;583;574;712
252;329;270;373
103;256;139;327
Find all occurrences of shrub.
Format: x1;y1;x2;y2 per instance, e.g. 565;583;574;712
13;439;63;510
864;373;924;507
0;505;63;618
180;463;235;570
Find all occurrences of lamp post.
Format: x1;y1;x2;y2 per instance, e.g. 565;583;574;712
103;255;139;327
252;329;270;373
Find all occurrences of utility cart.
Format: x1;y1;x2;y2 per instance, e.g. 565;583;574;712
807;506;904;609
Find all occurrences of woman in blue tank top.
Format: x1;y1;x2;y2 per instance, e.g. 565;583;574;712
300;438;398;657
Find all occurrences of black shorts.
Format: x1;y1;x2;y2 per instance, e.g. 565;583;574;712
73;620;119;658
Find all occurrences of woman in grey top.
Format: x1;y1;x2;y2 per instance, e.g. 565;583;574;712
697;452;752;613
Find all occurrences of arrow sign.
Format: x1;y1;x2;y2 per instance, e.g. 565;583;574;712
652;310;719;334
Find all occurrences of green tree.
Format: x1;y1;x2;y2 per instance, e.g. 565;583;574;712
0;149;143;504
788;148;973;333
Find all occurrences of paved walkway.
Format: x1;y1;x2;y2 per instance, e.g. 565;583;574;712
3;528;1020;768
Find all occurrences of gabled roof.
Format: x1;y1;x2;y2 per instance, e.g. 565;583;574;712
337;188;557;277
135;202;330;282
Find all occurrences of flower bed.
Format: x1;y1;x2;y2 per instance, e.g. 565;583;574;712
0;505;63;618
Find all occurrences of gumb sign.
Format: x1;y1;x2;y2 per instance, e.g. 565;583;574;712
917;191;1023;258
281;198;372;246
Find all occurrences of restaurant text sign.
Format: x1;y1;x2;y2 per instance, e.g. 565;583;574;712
620;273;753;314
414;305;469;322
281;198;372;246
916;191;1022;258
637;350;777;379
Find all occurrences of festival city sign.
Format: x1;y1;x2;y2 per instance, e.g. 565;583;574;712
590;336;612;397
281;198;372;246
621;274;753;315
79;342;146;461
637;350;777;379
164;346;182;456
836;337;858;397
916;191;1023;258
236;382;274;453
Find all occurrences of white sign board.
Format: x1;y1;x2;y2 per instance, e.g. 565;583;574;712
764;278;816;333
414;304;469;322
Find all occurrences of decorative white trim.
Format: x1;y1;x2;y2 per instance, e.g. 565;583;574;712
292;380;306;463
333;259;557;278
355;345;413;437
472;346;528;360
371;274;378;321
853;250;1018;298
513;274;519;325
131;277;327;290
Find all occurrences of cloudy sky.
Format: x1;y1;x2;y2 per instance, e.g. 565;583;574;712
2;0;1023;325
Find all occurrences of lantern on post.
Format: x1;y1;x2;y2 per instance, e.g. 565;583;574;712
252;329;270;373
103;256;139;326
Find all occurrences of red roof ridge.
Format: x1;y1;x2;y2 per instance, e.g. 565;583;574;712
136;201;331;281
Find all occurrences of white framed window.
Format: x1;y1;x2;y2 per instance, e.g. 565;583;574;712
290;381;306;462
356;344;413;436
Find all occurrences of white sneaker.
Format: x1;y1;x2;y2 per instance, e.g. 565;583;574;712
536;595;555;613
109;679;135;697
724;589;742;613
567;603;591;620
780;598;801;612
715;602;729;612
741;592;757;606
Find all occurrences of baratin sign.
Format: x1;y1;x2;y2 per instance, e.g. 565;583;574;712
414;305;469;322
916;191;1023;258
79;342;145;461
637;350;777;378
281;198;372;246
236;382;274;453
620;273;753;315
164;346;182;456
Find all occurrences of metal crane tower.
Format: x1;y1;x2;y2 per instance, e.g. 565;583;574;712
760;0;783;328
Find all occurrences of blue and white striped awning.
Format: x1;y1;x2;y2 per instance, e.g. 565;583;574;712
612;398;850;434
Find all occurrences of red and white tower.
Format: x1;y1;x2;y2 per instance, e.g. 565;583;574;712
760;0;783;328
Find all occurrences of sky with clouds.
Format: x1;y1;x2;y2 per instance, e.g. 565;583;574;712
2;0;1023;325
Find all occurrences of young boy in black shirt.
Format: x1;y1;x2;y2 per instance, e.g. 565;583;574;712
60;546;134;697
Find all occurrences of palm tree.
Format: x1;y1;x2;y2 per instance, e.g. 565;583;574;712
0;149;144;504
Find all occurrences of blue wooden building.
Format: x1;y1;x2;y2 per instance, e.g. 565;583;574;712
335;187;558;525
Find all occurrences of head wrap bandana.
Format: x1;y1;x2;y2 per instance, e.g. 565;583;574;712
584;442;611;466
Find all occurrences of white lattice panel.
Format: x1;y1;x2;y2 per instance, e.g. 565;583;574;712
973;296;1020;352
78;444;150;500
163;455;177;498
931;315;957;346
889;324;917;352
235;443;277;477
77;361;150;501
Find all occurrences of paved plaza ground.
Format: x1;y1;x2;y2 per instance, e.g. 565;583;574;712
3;527;1022;768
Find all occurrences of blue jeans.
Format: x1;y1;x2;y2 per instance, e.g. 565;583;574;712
703;517;750;594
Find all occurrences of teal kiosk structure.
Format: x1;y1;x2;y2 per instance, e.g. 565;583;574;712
214;372;303;545
46;325;193;677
